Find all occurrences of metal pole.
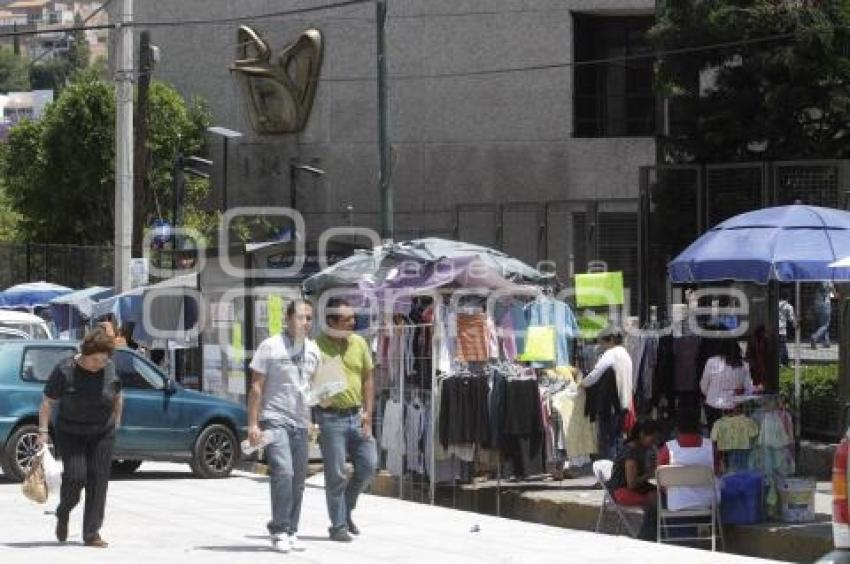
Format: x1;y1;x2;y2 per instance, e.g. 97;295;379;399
132;30;152;257
399;321;405;502
289;163;297;213
795;281;802;444
114;0;134;293
222;137;229;211
376;0;393;242
172;155;184;271
430;297;439;505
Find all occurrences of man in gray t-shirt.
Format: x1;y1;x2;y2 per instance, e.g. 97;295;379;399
248;300;320;553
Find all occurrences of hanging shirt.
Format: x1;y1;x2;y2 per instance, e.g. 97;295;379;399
552;384;597;459
380;398;404;476
405;400;426;474
710;415;759;451
673;336;700;392
456;313;489;362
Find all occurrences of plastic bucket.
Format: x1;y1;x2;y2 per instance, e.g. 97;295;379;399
778;478;816;523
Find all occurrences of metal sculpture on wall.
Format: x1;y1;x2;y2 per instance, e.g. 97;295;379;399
231;26;323;134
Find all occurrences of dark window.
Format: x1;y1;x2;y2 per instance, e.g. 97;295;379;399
21;347;75;382
115;351;165;390
573;13;656;137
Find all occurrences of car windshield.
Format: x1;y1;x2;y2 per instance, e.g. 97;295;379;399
0;322;49;339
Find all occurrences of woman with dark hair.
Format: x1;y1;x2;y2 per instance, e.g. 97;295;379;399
606;420;659;540
700;338;752;430
581;327;634;458
37;327;122;548
657;409;721;511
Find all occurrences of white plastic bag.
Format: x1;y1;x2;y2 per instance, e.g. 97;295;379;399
307;356;348;407
41;446;62;495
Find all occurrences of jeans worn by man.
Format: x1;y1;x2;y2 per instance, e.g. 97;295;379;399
261;424;309;538
317;410;378;535
248;301;320;553
317;298;377;542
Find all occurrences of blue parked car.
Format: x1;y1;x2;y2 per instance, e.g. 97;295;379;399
0;340;247;481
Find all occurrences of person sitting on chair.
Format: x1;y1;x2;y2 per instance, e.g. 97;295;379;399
656;408;721;511
606;419;659;540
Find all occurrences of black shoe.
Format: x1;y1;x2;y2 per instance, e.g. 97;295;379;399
55;517;68;543
329;528;353;542
347;518;360;536
84;535;108;548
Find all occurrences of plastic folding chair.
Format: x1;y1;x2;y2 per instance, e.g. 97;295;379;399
655;464;724;551
593;459;638;537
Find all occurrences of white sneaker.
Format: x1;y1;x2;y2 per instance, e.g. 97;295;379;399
270;533;290;553
288;533;306;552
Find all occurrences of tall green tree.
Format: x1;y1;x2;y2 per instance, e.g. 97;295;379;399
650;0;850;162
30;15;92;94
0;71;217;245
67;14;90;71
0;47;30;92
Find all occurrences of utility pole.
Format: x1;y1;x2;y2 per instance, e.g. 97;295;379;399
376;0;393;242
132;30;152;258
114;0;134;292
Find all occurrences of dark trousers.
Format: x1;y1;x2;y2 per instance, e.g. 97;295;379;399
597;411;624;460
56;430;114;541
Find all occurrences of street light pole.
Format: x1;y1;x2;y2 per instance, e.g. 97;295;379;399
289;161;325;239
376;0;393;242
114;0;134;292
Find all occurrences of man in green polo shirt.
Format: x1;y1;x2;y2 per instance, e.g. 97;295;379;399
315;297;377;542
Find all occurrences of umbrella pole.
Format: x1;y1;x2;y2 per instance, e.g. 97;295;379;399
795;281;802;448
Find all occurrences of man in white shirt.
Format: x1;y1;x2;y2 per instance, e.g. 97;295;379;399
248;300;321;553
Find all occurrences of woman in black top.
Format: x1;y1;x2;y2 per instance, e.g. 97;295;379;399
37;328;123;548
606;420;659;540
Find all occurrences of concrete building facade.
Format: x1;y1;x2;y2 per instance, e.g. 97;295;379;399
133;0;657;282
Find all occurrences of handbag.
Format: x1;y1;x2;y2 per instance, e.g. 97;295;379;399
21;451;48;504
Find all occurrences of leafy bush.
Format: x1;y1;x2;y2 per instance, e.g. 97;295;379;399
778;364;838;404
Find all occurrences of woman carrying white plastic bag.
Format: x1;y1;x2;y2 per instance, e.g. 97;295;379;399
41;445;62;495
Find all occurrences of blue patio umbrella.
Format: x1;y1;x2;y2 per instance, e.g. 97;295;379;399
668;204;850;439
0;281;73;309
669;205;850;284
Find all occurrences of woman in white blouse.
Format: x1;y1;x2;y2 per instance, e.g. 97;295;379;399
700;338;753;431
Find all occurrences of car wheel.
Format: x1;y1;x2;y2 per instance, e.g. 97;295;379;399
1;424;43;482
190;424;236;479
111;460;143;475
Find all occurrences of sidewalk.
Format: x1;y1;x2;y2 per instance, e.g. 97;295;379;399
0;463;774;564
370;472;834;563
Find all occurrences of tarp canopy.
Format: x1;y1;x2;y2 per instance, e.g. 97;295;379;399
668;205;850;284
89;274;199;348
0;281;73;308
49;286;113;333
303;238;546;297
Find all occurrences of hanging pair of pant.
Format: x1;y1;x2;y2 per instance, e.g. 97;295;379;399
55;429;114;542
